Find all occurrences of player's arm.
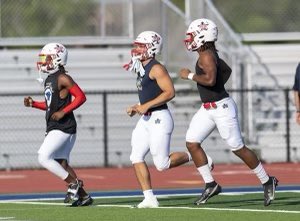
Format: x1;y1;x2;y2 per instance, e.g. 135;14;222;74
24;96;46;110
293;65;300;124
60;74;86;114
51;74;86;121
135;64;175;115
293;91;300;111
180;50;217;86
293;90;300;125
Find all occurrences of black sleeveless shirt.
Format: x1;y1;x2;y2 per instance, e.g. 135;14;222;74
44;71;77;134
136;59;168;112
196;52;229;103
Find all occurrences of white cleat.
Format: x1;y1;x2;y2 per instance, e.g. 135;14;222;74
137;197;159;208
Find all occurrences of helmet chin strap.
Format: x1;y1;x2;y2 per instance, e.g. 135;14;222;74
36;69;44;84
36;66;59;84
124;56;145;77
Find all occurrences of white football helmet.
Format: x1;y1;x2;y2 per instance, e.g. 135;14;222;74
37;43;68;74
184;18;218;51
131;31;162;61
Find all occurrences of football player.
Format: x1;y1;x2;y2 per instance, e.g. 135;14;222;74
124;31;214;208
180;18;278;206
24;43;93;207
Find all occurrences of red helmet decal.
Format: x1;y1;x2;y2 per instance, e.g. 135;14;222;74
198;21;209;31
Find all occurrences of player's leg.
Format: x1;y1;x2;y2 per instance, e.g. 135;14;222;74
149;109;190;169
130;118;158;208
58;159;93;206
50;132;88;204
169;151;191;168
38;130;82;203
186;108;221;204
232;146;278;206
38;130;72;181
217;97;278;206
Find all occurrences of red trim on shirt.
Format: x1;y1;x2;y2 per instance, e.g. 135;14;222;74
62;84;86;114
32;101;47;110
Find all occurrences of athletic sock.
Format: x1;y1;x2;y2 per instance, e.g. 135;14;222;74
143;189;155;199
197;164;214;183
252;162;269;184
186;151;192;161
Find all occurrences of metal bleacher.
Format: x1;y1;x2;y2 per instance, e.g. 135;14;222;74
0;47;137;93
0;46;196;169
250;44;300;88
248;43;300;162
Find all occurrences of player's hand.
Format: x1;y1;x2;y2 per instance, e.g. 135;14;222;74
24;96;33;107
179;68;191;80
126;105;137;117
135;104;149;115
51;111;65;121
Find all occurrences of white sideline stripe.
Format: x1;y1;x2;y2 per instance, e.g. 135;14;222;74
0;175;26;179
1;190;300;202
98;205;300;214
3;201;300;214
154;206;300;214
0;218;15;220
7;202;66;206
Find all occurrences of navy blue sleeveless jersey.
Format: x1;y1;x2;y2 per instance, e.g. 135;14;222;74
44;71;77;134
292;63;300;91
136;59;168;112
196;52;229;103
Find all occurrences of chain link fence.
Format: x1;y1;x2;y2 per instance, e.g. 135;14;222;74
0;0;299;170
0;88;299;170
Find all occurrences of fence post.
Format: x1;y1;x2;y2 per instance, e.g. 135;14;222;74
284;88;291;162
103;91;109;167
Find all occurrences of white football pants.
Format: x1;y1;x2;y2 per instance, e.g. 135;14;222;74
130;109;174;171
186;97;244;151
38;129;76;180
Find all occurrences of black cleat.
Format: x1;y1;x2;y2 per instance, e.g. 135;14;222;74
194;183;222;205
64;179;83;203
263;176;278;206
71;195;94;207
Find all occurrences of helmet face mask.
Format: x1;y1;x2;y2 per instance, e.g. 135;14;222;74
131;42;148;61
37;54;55;73
131;31;162;61
37;43;68;74
185;18;218;51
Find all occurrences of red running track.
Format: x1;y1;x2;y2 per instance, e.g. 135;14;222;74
0;163;299;194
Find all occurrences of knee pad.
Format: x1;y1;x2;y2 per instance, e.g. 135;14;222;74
153;156;170;171
231;145;244;152
129;153;144;164
38;153;49;167
226;137;244;152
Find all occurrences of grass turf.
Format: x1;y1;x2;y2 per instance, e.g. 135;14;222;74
0;192;300;221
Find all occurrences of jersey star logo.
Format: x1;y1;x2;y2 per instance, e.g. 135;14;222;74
155;118;161;124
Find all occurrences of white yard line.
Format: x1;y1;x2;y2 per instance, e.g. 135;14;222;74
2;200;300;214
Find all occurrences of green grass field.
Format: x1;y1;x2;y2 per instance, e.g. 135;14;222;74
0;192;300;221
